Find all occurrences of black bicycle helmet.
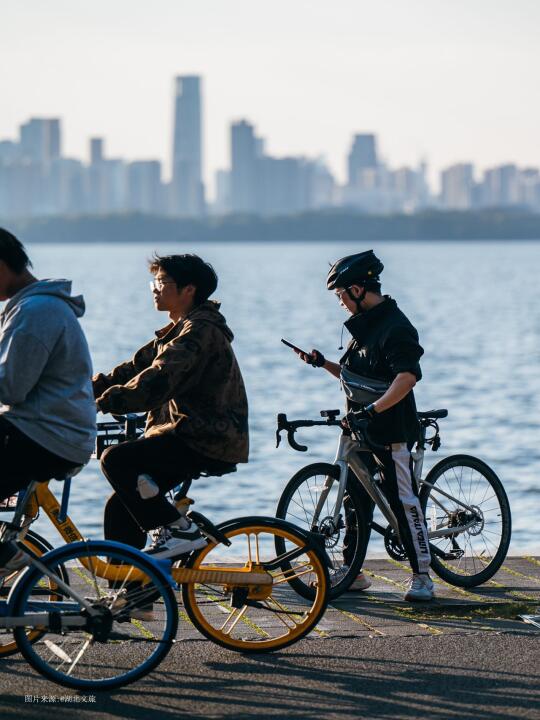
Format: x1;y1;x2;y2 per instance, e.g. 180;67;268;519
326;250;384;290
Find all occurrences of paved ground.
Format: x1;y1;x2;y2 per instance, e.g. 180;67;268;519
0;556;538;719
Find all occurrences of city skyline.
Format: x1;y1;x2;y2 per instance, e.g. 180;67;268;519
1;95;537;198
1;0;539;192
1;91;539;220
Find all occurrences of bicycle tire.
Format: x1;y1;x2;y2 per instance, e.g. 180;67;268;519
0;526;68;658
10;540;178;690
182;516;329;652
276;463;368;600
420;454;511;587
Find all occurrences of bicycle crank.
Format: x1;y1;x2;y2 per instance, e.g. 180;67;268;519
384;526;407;561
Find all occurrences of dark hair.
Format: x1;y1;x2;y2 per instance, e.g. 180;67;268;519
149;253;218;305
363;280;382;294
0;228;32;273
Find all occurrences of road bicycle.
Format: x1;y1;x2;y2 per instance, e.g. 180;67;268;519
275;407;511;600
0;414;330;687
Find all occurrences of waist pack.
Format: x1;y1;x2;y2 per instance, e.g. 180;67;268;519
340;367;390;404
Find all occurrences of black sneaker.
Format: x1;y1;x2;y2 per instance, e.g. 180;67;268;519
0;541;30;577
144;522;207;560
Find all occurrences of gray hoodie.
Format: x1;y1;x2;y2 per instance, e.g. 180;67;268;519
0;279;96;464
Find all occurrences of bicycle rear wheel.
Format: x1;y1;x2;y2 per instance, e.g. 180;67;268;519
0;526;67;658
420;454;511;587
276;463;368;600
182;516;329;652
10;540;178;690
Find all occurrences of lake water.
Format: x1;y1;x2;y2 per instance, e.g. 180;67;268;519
22;240;540;555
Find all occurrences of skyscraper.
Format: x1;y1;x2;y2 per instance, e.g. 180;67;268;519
440;164;475;209
347;133;377;186
90;137;104;165
230;120;259;213
171;75;204;217
128;161;163;214
19;118;61;165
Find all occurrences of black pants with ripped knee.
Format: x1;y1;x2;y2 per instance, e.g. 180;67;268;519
101;433;213;549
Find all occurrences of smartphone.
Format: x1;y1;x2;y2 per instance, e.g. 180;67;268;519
281;338;310;356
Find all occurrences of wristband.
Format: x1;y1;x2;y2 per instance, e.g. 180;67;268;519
310;350;326;368
365;403;377;418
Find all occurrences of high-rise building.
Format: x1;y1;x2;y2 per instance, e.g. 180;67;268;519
19;118;61;165
230;120;259;213
171;75;204;217
480;164;520;207
0;141;20;166
214;170;231;215
90;137;104;165
347;133;378;186
440;163;475;209
127;161;163;214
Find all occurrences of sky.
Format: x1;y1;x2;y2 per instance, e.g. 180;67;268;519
1;0;539;194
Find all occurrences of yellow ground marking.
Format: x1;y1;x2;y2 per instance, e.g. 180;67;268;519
70;562;157;639
383;558;489;603
196;586;269;637
362;566;444;635
469;556;540;602
329;604;385;636
490;562;540;586
416;623;444;636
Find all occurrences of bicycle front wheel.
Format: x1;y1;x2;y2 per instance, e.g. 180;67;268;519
10;540;178;690
276;463;368;600
182;516;329;652
420;454;511;587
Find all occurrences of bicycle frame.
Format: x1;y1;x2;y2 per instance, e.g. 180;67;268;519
313;432;483;543
6;480;274;588
314;434;399;534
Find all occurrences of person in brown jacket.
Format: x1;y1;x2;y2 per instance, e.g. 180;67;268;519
93;254;249;562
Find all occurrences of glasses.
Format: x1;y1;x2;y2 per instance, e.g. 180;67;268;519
334;288;350;299
150;279;176;292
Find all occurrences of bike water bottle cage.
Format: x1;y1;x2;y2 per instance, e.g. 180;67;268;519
340;366;390;404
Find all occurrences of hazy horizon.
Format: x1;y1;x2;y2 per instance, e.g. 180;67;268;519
2;0;539;193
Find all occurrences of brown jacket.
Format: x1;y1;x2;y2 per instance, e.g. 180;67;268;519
93;301;249;463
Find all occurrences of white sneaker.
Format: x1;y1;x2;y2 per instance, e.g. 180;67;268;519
331;564;351;585
144;522;207;560
348;571;372;591
404;573;434;602
332;565;372;591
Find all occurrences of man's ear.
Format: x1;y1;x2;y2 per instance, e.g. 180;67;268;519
349;284;364;299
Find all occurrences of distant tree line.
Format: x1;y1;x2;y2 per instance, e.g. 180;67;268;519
5;209;540;244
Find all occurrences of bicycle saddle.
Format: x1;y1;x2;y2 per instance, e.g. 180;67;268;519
417;409;448;419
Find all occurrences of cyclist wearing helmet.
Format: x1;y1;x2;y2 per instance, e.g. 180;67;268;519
296;250;433;601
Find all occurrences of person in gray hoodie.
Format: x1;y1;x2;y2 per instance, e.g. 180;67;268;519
0;228;96;576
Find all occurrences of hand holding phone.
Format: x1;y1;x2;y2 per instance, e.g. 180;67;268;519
281;338;309;356
281;339;325;368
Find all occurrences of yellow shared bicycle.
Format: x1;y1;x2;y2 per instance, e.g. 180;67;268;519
0;414;330;683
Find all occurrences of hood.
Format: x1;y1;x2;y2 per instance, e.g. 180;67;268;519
187;300;234;342
3;279;86;318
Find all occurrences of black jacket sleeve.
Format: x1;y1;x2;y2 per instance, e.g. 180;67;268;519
382;325;423;381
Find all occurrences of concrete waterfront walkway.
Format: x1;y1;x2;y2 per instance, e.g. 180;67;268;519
0;556;538;719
